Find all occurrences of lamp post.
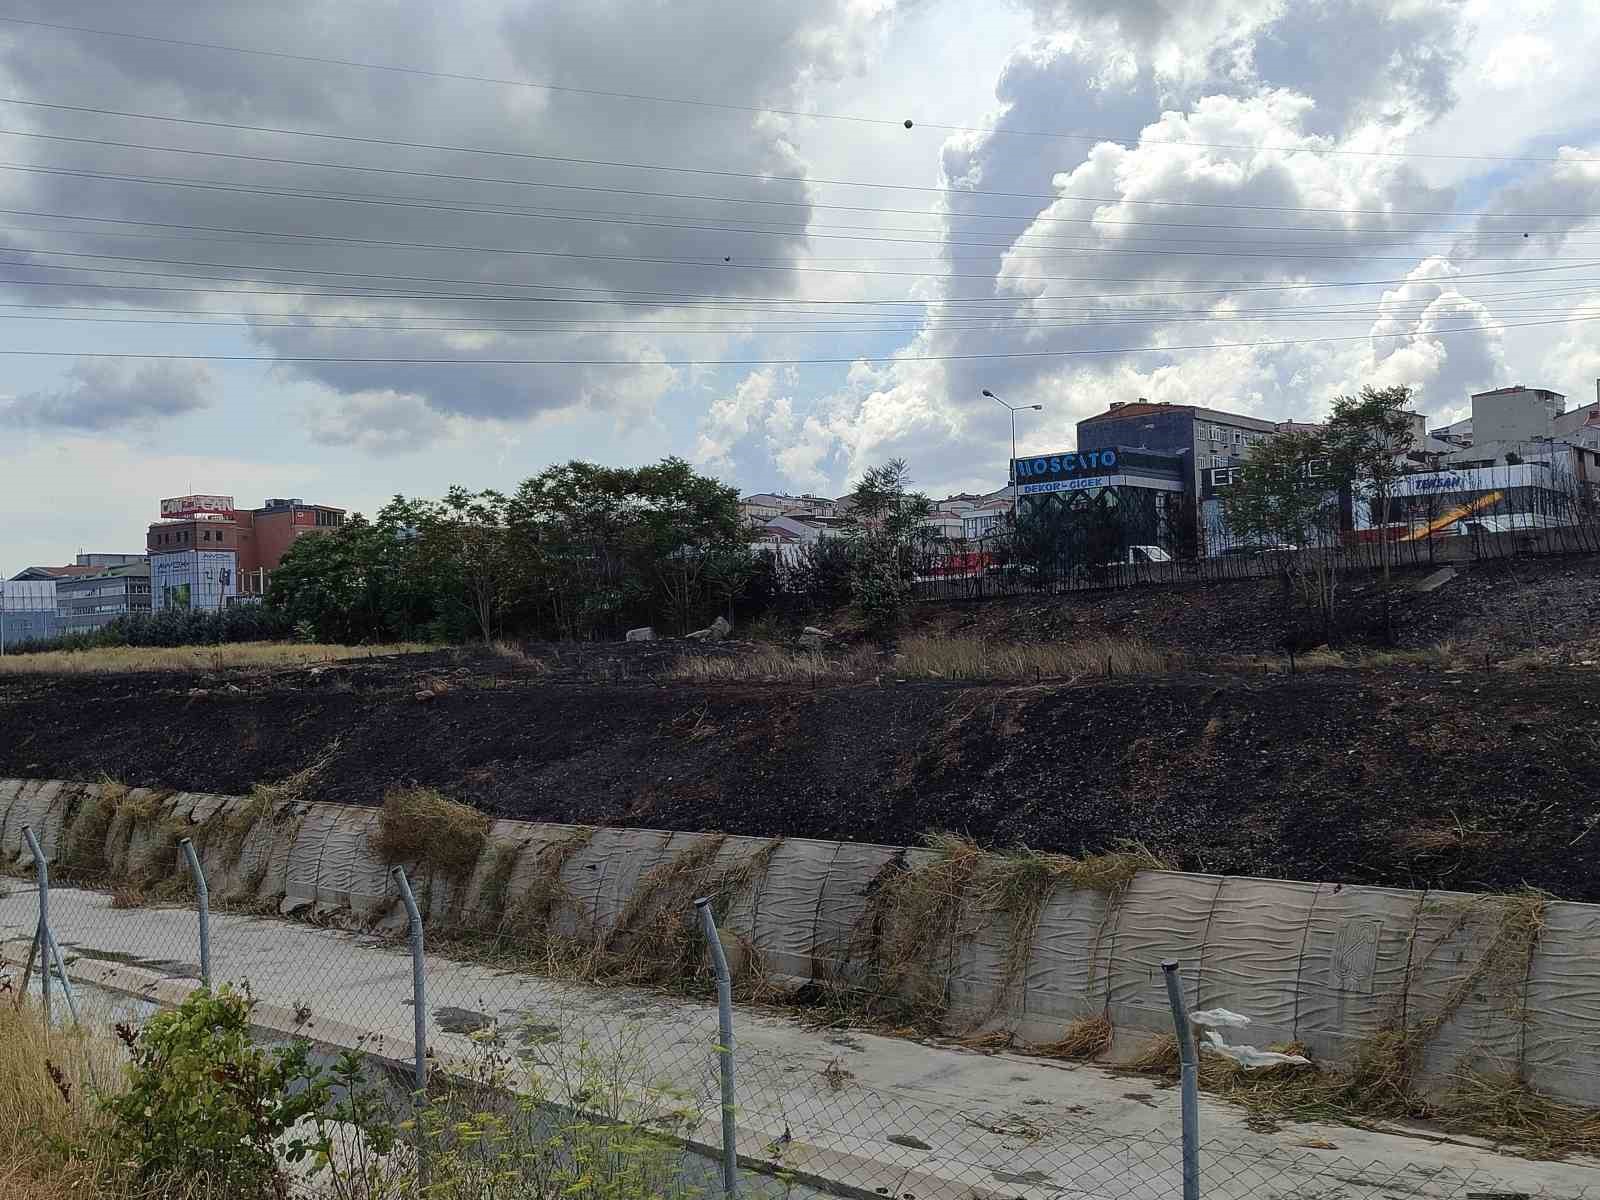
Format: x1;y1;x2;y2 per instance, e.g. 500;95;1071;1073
983;390;1043;520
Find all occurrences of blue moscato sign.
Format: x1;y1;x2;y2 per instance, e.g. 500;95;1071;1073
1011;448;1118;495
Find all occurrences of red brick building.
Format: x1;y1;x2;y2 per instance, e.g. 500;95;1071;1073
146;496;345;606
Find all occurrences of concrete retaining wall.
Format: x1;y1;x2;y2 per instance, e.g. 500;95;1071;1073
5;777;1598;1107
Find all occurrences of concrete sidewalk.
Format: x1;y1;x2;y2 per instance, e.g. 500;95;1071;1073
4;885;1597;1200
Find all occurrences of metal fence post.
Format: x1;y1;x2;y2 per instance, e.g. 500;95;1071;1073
179;838;212;989
695;897;739;1199
22;825;81;1026
1161;960;1200;1200
390;866;428;1186
390;867;427;1087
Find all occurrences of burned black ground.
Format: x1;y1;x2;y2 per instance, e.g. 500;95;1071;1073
3;608;1598;899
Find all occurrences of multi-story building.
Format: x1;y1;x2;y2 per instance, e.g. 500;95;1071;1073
1470;386;1566;444
738;492;841;527
1429;415;1473;447
1076;400;1279;496
0;578;62;645
146;494;346;611
56;562;152;632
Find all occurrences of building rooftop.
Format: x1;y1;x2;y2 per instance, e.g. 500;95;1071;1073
9;564;100;580
1081;400;1278;429
1472;384;1564;398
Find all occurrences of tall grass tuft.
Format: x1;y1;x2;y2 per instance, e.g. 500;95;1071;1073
0;642;434;676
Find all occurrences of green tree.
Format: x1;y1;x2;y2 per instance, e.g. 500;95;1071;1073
1222;429;1335;552
267;505;451;643
410;486;519;642
1222;428;1343;642
1326;384;1416;580
507;456;744;637
842;458;932;640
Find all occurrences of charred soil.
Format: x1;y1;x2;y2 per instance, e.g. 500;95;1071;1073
3;637;1599;900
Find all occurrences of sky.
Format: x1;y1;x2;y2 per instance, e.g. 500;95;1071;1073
3;0;1600;567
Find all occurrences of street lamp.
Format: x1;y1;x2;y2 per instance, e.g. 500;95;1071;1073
984;389;1043;518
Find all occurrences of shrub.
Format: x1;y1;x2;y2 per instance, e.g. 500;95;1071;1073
105;987;326;1192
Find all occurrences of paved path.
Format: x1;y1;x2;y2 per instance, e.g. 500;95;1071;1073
4;885;1598;1200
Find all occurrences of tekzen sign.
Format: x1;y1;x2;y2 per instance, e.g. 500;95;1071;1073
160;494;235;519
1013;449;1119;497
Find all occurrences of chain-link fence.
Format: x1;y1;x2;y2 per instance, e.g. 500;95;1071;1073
3;831;1592;1200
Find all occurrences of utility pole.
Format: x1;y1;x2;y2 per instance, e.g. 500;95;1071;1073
983;389;1043;522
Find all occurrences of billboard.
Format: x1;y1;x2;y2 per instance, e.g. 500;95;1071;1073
150;550;237;612
160;494;235;519
1012;448;1120;485
1201;458;1329;499
1386;463;1547;498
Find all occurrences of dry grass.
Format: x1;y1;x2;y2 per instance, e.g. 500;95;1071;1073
0;641;433;676
897;635;1174;679
1104;891;1591;1156
866;833;986;1023
59;780;121;879
103;789;167;878
216;742;340;870
1118;1027;1600;1157
371;785;490;879
0;998;125;1197
601;834;783;990
667;644;871;682
488;641;550;672
970;843;1168;1029
1260;641;1468;674
0;1000;265;1200
670;635;1175;684
1036;1013;1114;1060
669;635;1487;685
1435;1070;1600;1157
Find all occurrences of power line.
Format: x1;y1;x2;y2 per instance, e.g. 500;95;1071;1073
9;212;1579;279
6;303;1597;337
0;177;1586;270
3;278;1592;328
2;249;1595;308
11;234;1599;314
2;13;1590;167
0;125;1582;247
4;95;1595;220
0;312;1595;365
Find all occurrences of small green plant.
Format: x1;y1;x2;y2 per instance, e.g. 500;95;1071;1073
418;1020;705;1200
103;985;391;1198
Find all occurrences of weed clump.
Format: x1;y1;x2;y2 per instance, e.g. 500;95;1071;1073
600;834;783;989
218;742;341;868
372;786;490;879
1107;891;1585;1157
861;833;985;1024
59;779;122;879
1037;1013;1114;1061
499;827;598;953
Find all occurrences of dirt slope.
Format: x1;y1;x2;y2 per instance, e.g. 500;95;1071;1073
3;646;1598;900
913;552;1600;661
